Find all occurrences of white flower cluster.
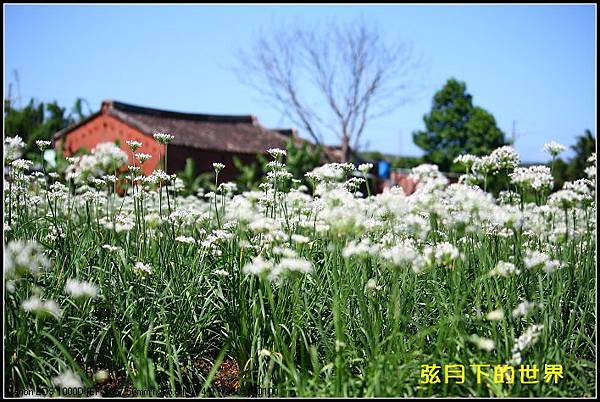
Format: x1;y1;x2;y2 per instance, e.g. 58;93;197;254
523;250;563;273
52;369;84;389
469;334;496;352
127;140;143;152
486;146;520;172
509;324;544;365
485;309;505;321
548;189;583;210
585;153;596;179
21;294;62;320
358;163;373;174
490;261;521;277
4;240;51;279
134;262;153;276
409;163;443;182
242;255;312;282
145;169;170;186
153;132;174;144
4;136;26;162
135;153;152;164
422;242;461;270
509;165;554;192
267;148;287;159
563;179;594;205
543;141;566;157
454;154;479;170
11;159;34;172
65;142;128;183
99;213;135;233
344;238;379;259
36;140;52;151
92;142;129;171
64;278;99;300
512;301;542;318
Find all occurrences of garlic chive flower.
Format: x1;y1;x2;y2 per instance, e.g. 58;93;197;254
548;189;581;210
134;262;153;276
126;140;143;152
153;132;174;144
4;135;26;162
454;154;479;171
358;163;373;174
64;278;99;300
512;301;541;318
135;153;152;164
509;165;554;192
21;294;62;320
543;141;566;157
523;249;564;273
487;146;520;172
584;153;596;179
36;140;52;151
242;256;274;278
490;261;521;277
175;236;196;245
213;163;225;172
52;369;84;389
509;324;544;365
5;240;51;279
469;334;496;352
128;165;142;174
365;278;383;292
267;148;287;159
11;159;33;172
485;309;505;321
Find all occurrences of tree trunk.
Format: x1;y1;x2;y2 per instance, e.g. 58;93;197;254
341;134;350;163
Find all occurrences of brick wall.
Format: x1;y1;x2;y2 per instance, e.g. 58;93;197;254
59;114;164;176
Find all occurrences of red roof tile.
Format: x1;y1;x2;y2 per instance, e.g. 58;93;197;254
55;100;292;155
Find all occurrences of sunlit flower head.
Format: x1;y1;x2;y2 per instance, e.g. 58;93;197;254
153;132;174;144
36;140;52;151
543;141;566;157
64;278;99;300
127;140;143;152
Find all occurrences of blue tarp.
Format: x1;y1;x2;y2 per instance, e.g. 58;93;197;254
378;160;391;179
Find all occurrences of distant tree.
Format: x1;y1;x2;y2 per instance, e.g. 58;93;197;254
413;78;508;172
4;97;90;162
552;129;596;188
285;140;323;186
4;99;46;160
568;129;596;179
232;138;324;191
391;155;422;170
236;20;422;162
233;155;264;192
359;151;386;163
176;158;213;196
358;151;422;170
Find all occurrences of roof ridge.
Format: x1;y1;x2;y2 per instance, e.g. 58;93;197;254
105;100;256;124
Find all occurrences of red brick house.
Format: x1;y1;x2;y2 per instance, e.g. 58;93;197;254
53;100;337;181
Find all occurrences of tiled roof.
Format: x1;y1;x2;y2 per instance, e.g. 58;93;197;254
55;100;292;154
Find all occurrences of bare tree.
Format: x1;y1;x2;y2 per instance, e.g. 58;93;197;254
236;20;422;162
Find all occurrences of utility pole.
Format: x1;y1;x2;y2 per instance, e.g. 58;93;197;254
7;83;12;106
13;69;22;108
511;120;516;145
511;120;525;145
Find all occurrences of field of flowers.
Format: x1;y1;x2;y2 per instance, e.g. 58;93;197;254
4;135;597;397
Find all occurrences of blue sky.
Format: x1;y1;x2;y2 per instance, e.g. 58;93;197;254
4;4;596;162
